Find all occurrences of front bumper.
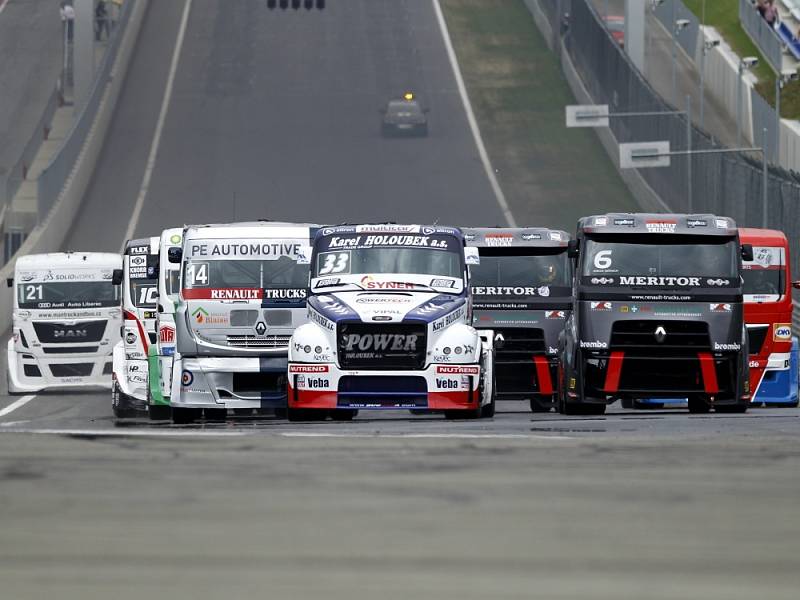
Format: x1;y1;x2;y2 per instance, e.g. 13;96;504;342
752;347;798;404
7;339;113;393
287;363;481;411
171;355;288;410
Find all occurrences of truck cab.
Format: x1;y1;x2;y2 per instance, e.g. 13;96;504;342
6;252;121;393
169;222;317;423
740;228;798;406
111;238;160;417
561;214;751;414
146;227;183;420
287;224;492;421
464;227;572;412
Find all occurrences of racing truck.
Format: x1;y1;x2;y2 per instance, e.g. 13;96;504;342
287;224;492;421
146;228;183;420
169;222;317;424
111;238;160;417
6;252;121;393
464;227;572;412
560;213;752;415
740;228;799;406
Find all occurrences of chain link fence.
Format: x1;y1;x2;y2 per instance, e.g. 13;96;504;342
534;0;800;279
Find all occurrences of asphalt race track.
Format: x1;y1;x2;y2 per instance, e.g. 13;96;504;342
1;1;799;598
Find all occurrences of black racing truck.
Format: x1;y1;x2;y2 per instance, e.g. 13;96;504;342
464;227;572;412
559;213;752;415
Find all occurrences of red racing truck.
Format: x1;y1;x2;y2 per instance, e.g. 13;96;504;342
740;228;799;406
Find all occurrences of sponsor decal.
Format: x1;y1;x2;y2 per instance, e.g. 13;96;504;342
181;370;194;387
580;340;608;349
590;301;612;311
188;242;301;258
713;342;741;351
125;332;136;344
645;219;677;233
159;325;175;344
710;303;732;312
751;246;782;268
191;307;228;325
212;288;260;300
372;315;392;321
714;219;729;229
129;245;149;255
360;275;414;290
130;256;146;267
314;277;340;288
19;272;36;282
254;322;267;336
545;310;566;319
309;308;335;331
485;233;514;247
590;277;615;285
613;218;635;226
263;288;307;300
749;360;762;369
521;232;542;241
548;346;558;355
328;235;450;249
706;278;729;286
687;219;708;228
298;376;330;389
355;224;420;233
430;278;456;289
774;324;792;341
170;234;182;244
619;276;700;287
342;333;418;352
593;217;608;227
472;286;546;296
549;231;562;241
289;365;330;373
435;378;461;389
464;233;477;242
355;296;413;304
538;286;550;297
436;365;480;375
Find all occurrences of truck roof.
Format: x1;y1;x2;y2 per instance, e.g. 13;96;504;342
462;227;570;248
739;227;788;245
15;252;121;269
578;213;737;236
184;221;318;240
315;224;462;238
124;237;159;255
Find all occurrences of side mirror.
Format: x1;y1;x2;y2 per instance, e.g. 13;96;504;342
6;277;13;288
168;247;182;264
464;247;481;266
741;243;754;262
792;281;800;290
567;239;580;259
296;245;312;265
111;269;123;286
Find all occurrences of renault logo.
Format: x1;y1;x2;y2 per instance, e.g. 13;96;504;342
654;326;667;343
254;322;267;336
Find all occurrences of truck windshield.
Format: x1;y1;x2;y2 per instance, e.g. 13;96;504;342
471;249;571;291
314;247;461;279
582;237;738;279
742;268;784;297
17;281;120;309
184;256;308;289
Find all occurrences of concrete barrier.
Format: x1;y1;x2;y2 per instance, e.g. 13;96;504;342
0;0;150;335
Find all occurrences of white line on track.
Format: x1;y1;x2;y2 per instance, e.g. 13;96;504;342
121;0;193;249
280;432;573;440
431;0;516;228
0;395;36;419
0;0;9;17
0;428;249;437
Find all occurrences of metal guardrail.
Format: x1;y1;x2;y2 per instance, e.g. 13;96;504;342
37;0;134;220
740;0;784;73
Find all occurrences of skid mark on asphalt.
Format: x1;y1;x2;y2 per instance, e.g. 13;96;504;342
279;432;574;440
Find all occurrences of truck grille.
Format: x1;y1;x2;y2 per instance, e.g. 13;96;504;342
610;320;711;351
747;325;769;355
338;323;426;370
33;320;107;344
226;335;291;349
50;363;94;377
493;328;548;398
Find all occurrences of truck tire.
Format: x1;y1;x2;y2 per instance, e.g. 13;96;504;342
563;401;606;416
204;408;227;422
330;409;357;421
172;407;201;424
530;397;553;413
287;408;327;422
620;397;633;409
688;396;711;414
148;404;171;420
715;402;748;413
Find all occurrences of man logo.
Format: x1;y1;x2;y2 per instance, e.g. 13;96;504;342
654;326;667;343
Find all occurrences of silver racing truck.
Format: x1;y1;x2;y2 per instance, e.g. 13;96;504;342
168;222;317;423
560;213;752;415
464;227;572;412
6;252;121;393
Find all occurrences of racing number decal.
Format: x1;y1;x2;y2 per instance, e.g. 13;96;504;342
186;262;209;286
138;286;158;305
593;250;613;270
24;284;43;301
318;252;350;275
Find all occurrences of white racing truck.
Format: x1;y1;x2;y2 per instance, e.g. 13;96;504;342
169;222;317;424
287;224;493;421
146;228;184;420
6;252;122;394
111;238;160;417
